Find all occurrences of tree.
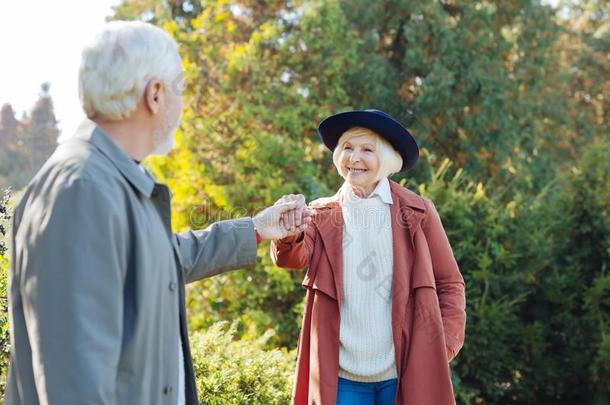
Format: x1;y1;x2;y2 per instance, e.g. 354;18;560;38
0;104;19;152
0;83;59;190
339;0;580;193
552;0;609;152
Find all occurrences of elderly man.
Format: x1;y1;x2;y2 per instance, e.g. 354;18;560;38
6;21;309;405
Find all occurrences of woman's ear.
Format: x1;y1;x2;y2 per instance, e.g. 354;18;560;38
144;80;163;115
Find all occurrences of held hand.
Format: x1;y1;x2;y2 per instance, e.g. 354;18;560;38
253;195;312;240
275;194;308;232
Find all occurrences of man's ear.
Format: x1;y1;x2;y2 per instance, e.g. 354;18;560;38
144;80;163;115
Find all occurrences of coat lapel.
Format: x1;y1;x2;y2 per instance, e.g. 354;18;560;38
389;180;426;250
313;202;344;307
389;181;426;379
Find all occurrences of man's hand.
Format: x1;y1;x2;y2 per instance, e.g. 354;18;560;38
253;194;312;240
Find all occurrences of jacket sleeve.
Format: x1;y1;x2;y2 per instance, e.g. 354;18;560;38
270;221;316;270
15;179;126;404
174;217;258;283
422;197;467;363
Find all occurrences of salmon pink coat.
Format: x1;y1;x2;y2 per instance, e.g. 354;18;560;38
271;181;466;405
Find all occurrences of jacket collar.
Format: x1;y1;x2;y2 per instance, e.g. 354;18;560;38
388;180;426;211
311;179;426;212
71;119;156;198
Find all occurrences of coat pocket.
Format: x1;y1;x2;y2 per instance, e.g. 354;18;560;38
412;263;436;291
412;287;445;349
411;234;437;290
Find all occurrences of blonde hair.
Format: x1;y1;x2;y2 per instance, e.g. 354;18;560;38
332;127;403;181
79;21;182;121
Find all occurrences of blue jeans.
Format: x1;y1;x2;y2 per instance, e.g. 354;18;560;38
336;377;398;405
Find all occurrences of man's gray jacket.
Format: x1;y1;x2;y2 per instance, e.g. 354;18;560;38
6;120;258;404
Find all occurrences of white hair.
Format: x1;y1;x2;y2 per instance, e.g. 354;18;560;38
332;126;403;181
79;21;182;121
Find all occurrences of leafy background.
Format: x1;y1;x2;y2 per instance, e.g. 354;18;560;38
1;0;608;403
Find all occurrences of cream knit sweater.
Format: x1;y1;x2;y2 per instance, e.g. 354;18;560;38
338;178;397;382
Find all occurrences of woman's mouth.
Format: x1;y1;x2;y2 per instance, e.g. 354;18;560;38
347;167;367;174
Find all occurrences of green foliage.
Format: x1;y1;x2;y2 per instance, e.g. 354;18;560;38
112;0;201;24
342;0;608;194
519;139;610;404
0;189;9;257
0;188;11;400
192;321;295;404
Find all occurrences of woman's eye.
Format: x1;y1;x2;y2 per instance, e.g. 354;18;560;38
344;146;352;150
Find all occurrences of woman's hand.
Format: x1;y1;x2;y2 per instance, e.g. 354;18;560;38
275;194;310;233
253;194;312;240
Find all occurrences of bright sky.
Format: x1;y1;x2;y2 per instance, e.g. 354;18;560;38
0;0;121;141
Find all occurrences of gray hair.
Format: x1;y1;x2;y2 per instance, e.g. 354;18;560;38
79;21;182;121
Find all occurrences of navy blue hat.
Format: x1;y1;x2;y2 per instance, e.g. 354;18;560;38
317;109;419;172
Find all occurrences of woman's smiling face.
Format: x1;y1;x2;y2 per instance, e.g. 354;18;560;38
337;132;380;192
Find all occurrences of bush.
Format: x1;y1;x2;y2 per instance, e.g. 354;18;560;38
0;188;11;400
521;139;610;403
192;322;295;404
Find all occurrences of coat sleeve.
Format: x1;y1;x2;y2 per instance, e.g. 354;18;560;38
270;221;316;270
15;179;126;404
174;217;258;283
422;197;467;363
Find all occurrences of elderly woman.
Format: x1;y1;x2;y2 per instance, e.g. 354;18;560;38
272;109;466;405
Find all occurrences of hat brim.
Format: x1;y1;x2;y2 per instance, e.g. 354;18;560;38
317;110;419;172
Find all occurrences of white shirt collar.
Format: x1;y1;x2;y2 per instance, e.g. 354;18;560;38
339;177;393;205
371;177;393;205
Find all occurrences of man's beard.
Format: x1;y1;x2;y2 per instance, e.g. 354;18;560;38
151;110;180;156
